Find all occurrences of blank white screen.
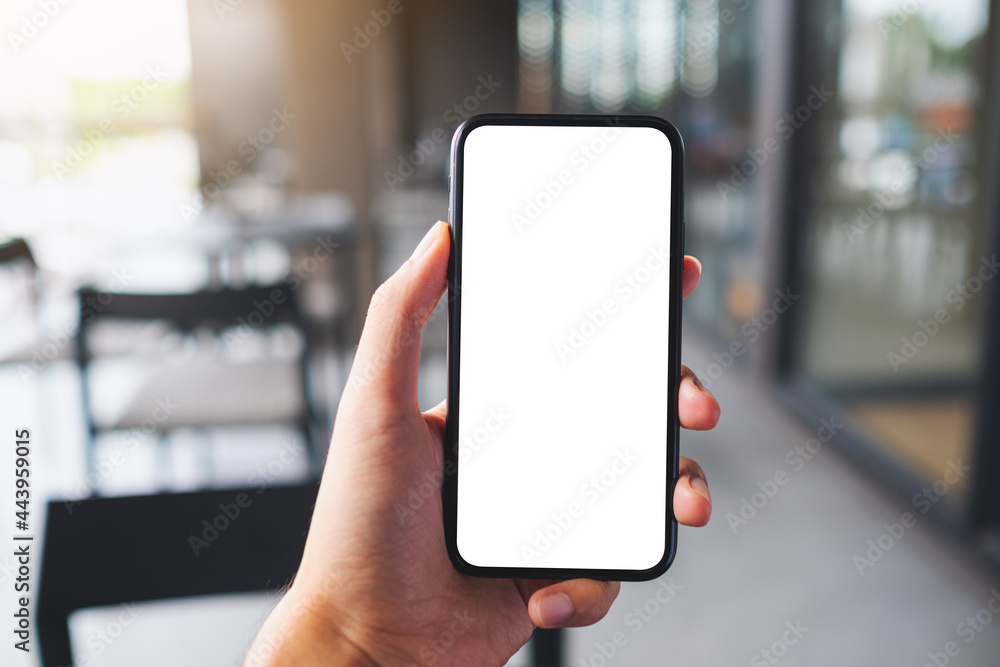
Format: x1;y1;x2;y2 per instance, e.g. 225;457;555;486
456;123;673;571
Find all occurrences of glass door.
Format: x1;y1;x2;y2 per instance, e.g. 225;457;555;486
786;0;995;517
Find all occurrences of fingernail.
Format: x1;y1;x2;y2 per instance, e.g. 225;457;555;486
689;475;711;505
696;378;721;419
537;593;574;626
689;372;714;398
410;222;441;262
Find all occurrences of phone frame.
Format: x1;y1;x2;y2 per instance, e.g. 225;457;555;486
443;113;685;581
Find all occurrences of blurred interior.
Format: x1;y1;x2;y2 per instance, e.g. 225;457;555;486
2;0;1000;665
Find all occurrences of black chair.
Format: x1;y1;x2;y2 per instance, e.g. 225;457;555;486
76;285;325;487
37;484;318;667
37;484;564;666
0;237;43;363
0;237;38;308
0;237;33;260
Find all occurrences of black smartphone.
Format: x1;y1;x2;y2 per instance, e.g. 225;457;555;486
443;114;684;581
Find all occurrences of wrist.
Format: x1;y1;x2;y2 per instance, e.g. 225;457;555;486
244;585;380;667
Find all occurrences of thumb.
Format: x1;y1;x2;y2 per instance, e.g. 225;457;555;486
344;221;450;409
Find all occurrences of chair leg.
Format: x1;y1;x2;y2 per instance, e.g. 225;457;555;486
85;433;97;496
299;346;324;477
78;364;98;493
157;433;171;491
532;628;564;667
201;430;215;487
300;419;321;477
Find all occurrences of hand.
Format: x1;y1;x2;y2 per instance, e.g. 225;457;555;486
245;221;721;667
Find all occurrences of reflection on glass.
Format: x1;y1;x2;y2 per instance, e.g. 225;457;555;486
682;0;720;98
516;0;760;345
634;0;679;110
797;0;990;504
518;0;556;113
591;0;629;111
802;0;988;382
519;0;687;112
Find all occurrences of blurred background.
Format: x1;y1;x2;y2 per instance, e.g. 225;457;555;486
1;0;999;665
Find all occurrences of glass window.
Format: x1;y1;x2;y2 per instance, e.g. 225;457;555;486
794;0;991;506
516;0;764;349
0;0;197;241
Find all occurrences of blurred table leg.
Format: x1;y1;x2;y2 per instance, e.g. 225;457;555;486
532;628;563;667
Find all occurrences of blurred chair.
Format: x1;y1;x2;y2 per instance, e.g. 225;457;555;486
37;486;563;667
0;237;44;363
75;285;324;490
36;484;317;667
0;236;37;285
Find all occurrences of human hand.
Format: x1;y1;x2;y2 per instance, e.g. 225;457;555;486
245;221;721;666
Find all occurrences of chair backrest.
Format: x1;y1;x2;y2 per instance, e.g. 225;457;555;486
0;237;35;266
37;484;318;667
37;487;567;667
74;284;322;477
77;285;304;349
0;237;39;309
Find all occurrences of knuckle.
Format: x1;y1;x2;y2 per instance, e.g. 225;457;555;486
368;279;398;314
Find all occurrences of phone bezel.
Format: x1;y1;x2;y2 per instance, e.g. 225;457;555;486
444;113;685;581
